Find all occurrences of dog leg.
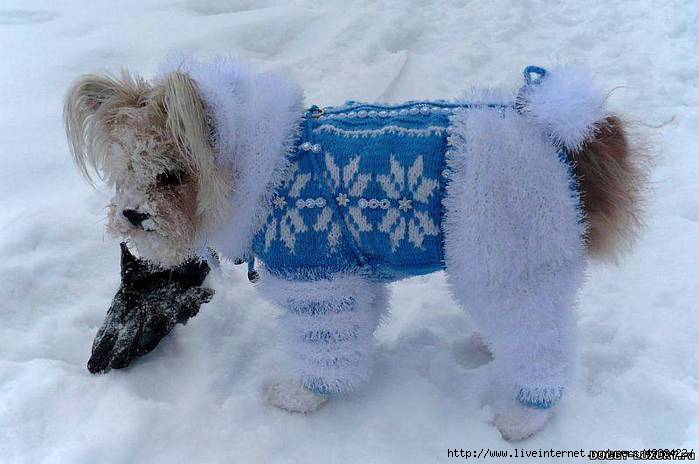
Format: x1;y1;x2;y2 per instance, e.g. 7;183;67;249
443;107;587;439
260;274;386;413
455;265;580;440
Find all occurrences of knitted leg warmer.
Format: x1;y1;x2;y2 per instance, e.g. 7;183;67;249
259;273;386;394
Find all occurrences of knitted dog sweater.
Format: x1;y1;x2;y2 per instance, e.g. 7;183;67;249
162;58;601;406
251;101;505;281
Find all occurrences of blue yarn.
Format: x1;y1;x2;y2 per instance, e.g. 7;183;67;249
516;386;564;409
250;66;579;282
251;101;492;281
523;65;548;85
253;101;502;280
304;378;337;397
247;66;580;402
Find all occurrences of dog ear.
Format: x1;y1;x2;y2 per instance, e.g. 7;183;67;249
64;75;121;181
158;72;212;174
64;73;149;182
158;71;231;233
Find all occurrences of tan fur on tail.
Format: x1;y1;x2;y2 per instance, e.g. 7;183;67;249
574;116;649;260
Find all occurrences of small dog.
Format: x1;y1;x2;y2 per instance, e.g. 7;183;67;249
64;58;646;440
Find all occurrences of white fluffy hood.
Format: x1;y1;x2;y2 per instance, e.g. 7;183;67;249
160;57;305;259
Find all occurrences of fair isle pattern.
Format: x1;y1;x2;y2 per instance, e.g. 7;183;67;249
259;151;443;257
377;155;440;251
324;153;372;243
252;100;465;280
262;162;310;254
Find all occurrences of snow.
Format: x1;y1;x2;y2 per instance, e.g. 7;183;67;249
1;0;698;462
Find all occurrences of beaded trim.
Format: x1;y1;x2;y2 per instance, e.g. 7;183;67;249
313;124;446;138
358;198;391;210
295;197;327;209
300;142;322;153
319;105;457;120
275;196;421;211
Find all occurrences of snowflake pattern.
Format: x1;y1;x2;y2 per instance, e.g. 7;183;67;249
376;155;440;251
262;162;310;254
324;153;372;243
251;101;467;277
262;153;442;255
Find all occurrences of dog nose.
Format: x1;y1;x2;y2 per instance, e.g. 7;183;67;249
123;209;150;227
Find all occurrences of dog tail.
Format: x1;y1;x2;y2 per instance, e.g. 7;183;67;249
573;116;649;260
519;66;650;261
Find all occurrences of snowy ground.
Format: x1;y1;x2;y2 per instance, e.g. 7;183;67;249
1;0;698;462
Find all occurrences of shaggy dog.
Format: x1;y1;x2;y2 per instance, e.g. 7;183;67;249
64;58;646;440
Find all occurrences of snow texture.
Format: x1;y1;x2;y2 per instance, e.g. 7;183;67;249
1;0;698;462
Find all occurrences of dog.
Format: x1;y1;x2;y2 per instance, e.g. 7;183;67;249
64;57;646;440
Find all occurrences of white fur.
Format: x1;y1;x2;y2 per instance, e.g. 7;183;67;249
459;87;512;107
159;57;305;259
443;106;586;398
65;57;607;439
257;272;388;394
520;66;606;151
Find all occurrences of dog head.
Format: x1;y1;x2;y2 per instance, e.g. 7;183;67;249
64;70;230;266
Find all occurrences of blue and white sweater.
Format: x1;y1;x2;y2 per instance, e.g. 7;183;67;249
167;58;605;404
251;101;481;281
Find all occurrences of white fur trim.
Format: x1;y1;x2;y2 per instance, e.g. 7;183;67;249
257;272;386;393
443;107;585;391
159;57;305;258
459;87;512;107
520;66;606;151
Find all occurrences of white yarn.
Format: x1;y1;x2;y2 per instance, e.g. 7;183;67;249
443;106;586;393
520;66;607;152
258;272;388;393
159;57;305;259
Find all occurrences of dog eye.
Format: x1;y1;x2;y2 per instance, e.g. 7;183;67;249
156;170;187;186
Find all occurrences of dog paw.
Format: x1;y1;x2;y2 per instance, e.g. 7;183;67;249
265;378;330;414
491;398;554;441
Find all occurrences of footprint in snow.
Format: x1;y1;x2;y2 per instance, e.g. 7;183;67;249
452;333;494;369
